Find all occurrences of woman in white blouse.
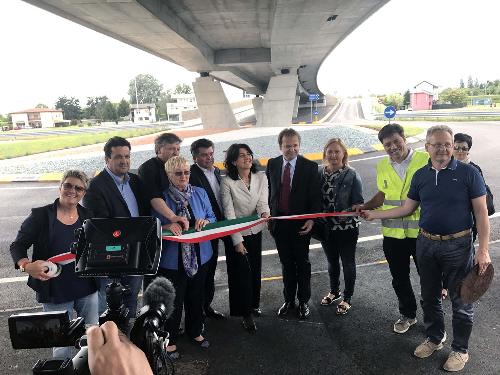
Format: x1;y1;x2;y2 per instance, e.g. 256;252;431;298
221;143;270;332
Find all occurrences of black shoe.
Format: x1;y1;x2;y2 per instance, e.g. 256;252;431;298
277;301;295;317
205;307;226;320
252;308;262;317
298;302;310;319
242;315;257;333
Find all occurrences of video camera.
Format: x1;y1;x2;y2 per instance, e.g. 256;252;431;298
8;217;176;375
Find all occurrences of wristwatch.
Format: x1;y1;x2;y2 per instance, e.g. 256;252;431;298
19;261;30;273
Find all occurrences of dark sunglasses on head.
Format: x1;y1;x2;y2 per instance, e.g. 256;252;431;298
174;171;191;177
453;146;469;152
61;182;86;193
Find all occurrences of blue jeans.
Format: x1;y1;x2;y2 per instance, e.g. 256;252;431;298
98;276;143;319
42;291;98;359
416;234;474;353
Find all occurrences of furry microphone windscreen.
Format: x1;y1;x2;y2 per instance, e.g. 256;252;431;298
143;277;176;319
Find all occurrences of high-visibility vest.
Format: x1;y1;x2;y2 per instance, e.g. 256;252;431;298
376;150;429;239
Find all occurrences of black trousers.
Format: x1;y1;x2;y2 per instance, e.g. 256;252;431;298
273;221;312;304
382;236;419;319
204;236;232;311
226;232;263;316
157;263;208;345
321;227;359;301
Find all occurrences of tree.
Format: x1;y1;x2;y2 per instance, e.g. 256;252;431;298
459;78;464;89
55;96;82;120
383;93;404;109
173;83;192;94
128;74;164;104
36;103;48;108
102;102;118;121
439;88;467;106
117;98;130;118
467;75;474;89
84;96;108;119
156;90;174;118
403;90;411;106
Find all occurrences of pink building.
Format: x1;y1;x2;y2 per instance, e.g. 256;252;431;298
410;81;439;111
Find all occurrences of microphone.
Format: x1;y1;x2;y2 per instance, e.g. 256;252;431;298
130;277;176;351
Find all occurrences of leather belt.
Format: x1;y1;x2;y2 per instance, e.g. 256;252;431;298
420;229;471;241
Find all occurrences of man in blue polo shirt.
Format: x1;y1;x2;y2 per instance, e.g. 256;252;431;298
362;125;491;372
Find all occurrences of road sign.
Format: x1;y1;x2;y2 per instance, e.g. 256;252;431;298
309;94;320;101
313;110;319;115
384;106;396;119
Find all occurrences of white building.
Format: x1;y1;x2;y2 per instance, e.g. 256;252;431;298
10;108;64;128
130;103;156;123
167;93;197;121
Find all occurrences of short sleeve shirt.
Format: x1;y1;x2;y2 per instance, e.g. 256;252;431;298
407;158;486;235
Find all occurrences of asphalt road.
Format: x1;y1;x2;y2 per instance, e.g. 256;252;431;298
0;121;499;374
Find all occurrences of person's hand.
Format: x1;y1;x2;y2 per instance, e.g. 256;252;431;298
261;212;270;220
194;218;209;231
475;250;491;275
360;210;377;221
87;321;153;375
164;222;183;236
25;260;54;281
298;219;314;235
351;204;365;214
171;215;189;231
234;242;247;255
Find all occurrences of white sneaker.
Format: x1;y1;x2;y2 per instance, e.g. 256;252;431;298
443;351;469;372
414;332;447;359
393;316;417;334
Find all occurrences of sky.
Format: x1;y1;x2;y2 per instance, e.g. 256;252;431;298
1;0;499;114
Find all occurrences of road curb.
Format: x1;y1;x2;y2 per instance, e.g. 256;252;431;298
0;134;425;183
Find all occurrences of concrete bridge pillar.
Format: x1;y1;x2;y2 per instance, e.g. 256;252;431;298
293;95;300;118
252;96;263;127
258;73;298;127
193;76;238;129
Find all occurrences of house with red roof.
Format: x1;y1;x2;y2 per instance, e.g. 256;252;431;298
10;108;64;128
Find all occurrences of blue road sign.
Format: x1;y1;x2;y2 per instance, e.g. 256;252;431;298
313;110;319;115
309;94;320;101
384;106;396;119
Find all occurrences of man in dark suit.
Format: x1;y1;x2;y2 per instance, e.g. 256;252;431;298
266;128;321;319
189;138;231;319
82;136;148;321
138;133;188;236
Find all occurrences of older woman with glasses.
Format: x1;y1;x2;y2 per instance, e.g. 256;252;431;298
9;170;98;359
318;138;364;315
221;144;270;332
153;155;216;359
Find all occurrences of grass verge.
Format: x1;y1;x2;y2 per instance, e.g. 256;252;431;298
357;124;424;138
0;126;169;160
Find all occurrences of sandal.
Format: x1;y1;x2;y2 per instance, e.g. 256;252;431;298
441;289;448;300
321;292;342;306
336;301;351;315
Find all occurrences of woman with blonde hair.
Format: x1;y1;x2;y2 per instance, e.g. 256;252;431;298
317;138;364;315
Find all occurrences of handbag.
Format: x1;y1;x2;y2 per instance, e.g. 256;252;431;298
485;184;495;216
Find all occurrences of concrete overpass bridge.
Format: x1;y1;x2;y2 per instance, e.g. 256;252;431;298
24;0;389;129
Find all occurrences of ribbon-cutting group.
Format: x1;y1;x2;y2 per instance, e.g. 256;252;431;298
9;124;492;372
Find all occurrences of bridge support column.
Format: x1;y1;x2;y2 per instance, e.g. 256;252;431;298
252;97;263;127
193;76;238;129
293;95;300;118
258;74;298;127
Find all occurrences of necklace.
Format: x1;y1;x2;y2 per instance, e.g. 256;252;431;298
239;173;251;188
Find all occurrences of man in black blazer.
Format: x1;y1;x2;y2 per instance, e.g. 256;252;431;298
83;136;148;322
266;128;321;319
138;133;188;235
189;138;231;319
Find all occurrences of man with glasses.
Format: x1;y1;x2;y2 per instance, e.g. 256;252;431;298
362;125;490;372
355;123;428;334
138;133;189;236
83;136;149;326
189;138;229;320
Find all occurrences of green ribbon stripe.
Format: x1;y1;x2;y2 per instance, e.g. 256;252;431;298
162;214;260;237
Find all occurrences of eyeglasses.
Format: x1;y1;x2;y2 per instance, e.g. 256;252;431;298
427;143;453;150
61;182;86;193
173;170;191;177
453;146;469;152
